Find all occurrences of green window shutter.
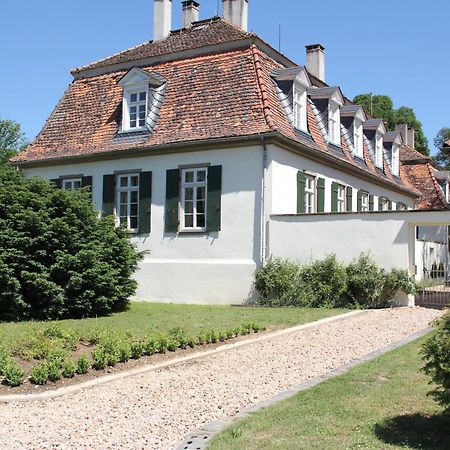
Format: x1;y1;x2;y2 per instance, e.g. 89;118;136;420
165;169;180;233
297;171;306;213
207;165;222;232
346;186;353;212
331;182;339;212
388;199;392;211
50;178;62;188
317;177;325;213
81;176;92;189
138;171;152;234
102;174;115;217
369;194;374;211
378;197;384;211
357;191;362;212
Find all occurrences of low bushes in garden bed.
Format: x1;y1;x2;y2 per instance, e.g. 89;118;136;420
255;253;415;309
0;322;265;388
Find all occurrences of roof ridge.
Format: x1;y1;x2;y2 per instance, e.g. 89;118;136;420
250;44;276;131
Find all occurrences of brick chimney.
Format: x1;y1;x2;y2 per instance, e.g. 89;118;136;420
154;0;172;41
305;44;325;81
222;0;248;31
182;0;199;28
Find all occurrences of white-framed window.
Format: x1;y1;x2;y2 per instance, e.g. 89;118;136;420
293;83;307;132
128;90;147;130
181;167;207;231
379;197;390;211
353;120;363;158
328;101;341;146
116;173;140;232
305;174;316;214
337;185;346;212
375;132;383;168
392;146;400;176
62;178;82;191
361;192;369;212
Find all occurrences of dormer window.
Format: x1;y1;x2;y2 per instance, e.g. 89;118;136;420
307;86;344;147
118;67;167;134
328;101;340;146
353;119;363;158
363;119;386;169
391;145;399;176
128;91;147;129
293;83;307;132
271;66;311;134
375;132;383;168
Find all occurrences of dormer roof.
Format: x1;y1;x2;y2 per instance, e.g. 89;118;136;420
340;105;366;121
272;66;311;87
118;67;166;87
307;86;344;105
363;119;386;134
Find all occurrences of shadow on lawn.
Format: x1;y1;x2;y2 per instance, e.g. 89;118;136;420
374;412;450;449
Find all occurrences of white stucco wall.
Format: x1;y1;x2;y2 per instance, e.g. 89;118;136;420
23;145;264;305
267;145;415;214
268;213;411;270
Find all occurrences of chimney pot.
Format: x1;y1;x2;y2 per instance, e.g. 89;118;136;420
154;0;172;41
305;44;325;81
182;0;200;28
222;0;248;31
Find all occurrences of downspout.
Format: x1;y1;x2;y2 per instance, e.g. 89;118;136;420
260;135;269;266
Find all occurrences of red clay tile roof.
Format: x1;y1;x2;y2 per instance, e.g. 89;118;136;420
400;145;449;210
13;18;418;197
72;18;254;74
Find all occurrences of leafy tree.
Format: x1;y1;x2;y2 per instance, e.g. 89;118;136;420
353;94;429;155
433;127;450;169
0;165;143;321
0;117;28;164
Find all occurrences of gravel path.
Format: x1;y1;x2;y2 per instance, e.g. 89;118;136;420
0;307;441;450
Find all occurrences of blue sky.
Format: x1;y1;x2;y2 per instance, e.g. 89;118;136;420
1;0;448;154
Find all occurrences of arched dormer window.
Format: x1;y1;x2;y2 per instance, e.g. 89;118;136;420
271;66;311;134
118;67;166;133
307;86;344;147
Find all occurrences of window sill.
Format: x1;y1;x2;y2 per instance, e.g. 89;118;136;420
118;127;149;135
178;228;208;235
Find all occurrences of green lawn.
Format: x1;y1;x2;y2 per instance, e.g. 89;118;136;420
208;335;450;450
0;302;348;354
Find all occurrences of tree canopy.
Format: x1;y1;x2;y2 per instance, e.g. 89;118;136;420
0;117;28;164
433;127;450;169
353;94;429;155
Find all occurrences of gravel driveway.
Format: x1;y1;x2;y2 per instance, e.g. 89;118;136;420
0;307;441;450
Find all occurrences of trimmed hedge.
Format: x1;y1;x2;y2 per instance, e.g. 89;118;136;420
0;165;143;321
255;254;415;309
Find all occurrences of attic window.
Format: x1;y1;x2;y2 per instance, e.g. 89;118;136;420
129;91;147;129
353;119;363;158
392;145;400;176
375;132;383;168
328;101;340;146
118;67;167;134
293;83;307;132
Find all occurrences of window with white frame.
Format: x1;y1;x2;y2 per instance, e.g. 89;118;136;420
361;192;369;211
293;83;307;132
117;174;139;232
328;101;341;146
353;120;363;157
305;175;316;213
181;167;207;231
375;132;383;167
127;91;147;130
62;178;82;191
337;185;346;212
379;197;390;211
392;146;400;176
